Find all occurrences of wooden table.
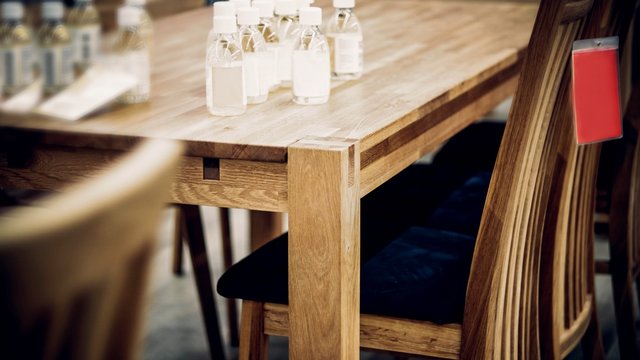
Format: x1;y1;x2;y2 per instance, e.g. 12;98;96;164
0;0;537;358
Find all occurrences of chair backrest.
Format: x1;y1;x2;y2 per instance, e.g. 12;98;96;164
0;139;183;360
460;0;632;357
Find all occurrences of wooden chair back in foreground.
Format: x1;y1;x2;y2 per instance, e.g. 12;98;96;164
0;139;183;360
217;0;629;358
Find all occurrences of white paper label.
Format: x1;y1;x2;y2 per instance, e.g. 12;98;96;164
120;50;150;98
334;34;362;74
1;45;33;88
42;45;74;88
72;24;100;64
278;41;294;82
292;50;330;98
207;62;246;109
244;52;260;98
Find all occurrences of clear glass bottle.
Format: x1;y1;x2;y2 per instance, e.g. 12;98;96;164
0;2;34;97
326;0;362;80
274;0;298;87
38;1;73;96
206;15;245;116
292;7;329;105
207;1;236;51
67;0;101;76
253;0;280;91
113;6;150;104
125;0;153;50
238;7;268;104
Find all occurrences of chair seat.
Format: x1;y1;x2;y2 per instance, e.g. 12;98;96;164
217;172;492;324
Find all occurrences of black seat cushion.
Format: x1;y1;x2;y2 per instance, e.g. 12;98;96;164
217;226;475;325
426;171;492;237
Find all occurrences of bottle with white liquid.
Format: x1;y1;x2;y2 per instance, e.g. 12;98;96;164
238;7;269;104
124;0;153;50
292;7;329;105
206;15;245;116
0;2;34;97
113;6;150;104
252;0;280;90
38;1;74;96
274;0;298;87
67;0;101;75
326;0;362;80
207;1;236;50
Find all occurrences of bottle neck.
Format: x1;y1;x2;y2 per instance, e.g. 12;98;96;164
336;7;353;13
2;19;23;26
43;19;64;26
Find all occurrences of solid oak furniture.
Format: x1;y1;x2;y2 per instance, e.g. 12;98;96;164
220;0;633;358
0;0;536;358
0;139;182;359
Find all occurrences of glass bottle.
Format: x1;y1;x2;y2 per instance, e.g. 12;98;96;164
238;7;269;104
38;1;73;96
206;15;245;116
274;0;298;87
252;0;280;90
326;0;362;80
67;0;100;75
292;6;329;105
125;0;153;50
207;1;236;51
0;2;34;97
113;6;150;104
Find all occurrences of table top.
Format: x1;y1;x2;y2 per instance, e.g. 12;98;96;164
0;0;537;162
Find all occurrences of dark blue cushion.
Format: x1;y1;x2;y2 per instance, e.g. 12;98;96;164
217;227;475;324
426;171;491;237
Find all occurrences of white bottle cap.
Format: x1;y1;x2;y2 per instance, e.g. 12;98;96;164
237;7;260;25
126;0;146;6
213;15;237;34
230;0;250;11
252;0;274;18
299;7;321;25
41;1;64;20
333;0;354;8
214;1;236;18
118;6;142;27
2;2;24;20
297;0;313;10
275;0;296;16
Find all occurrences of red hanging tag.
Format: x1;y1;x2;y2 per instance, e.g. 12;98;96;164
571;36;622;145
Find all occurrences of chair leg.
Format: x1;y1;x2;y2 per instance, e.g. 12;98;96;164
220;207;240;347
239;300;269;360
172;206;184;275
580;301;605;360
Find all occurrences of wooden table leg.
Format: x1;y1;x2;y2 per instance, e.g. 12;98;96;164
288;138;360;359
180;204;227;360
249;210;284;250
172;206;184;275
219;207;240;347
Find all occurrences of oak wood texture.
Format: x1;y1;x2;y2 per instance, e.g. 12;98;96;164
0;138;182;360
237;0;627;358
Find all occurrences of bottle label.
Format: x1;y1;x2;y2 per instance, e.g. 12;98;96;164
244;52;261;98
334;34;362;74
120;49;150;98
42;45;74;89
292;50;330;98
1;45;33;88
278;41;294;82
207;62;246;109
72;24;100;65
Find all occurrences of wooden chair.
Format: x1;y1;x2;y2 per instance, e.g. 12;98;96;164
216;0;632;358
0;139;182;359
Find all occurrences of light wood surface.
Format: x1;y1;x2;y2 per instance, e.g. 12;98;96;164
0;138;182;359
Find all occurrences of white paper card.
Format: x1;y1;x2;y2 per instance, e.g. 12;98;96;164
34;65;137;121
0;78;43;114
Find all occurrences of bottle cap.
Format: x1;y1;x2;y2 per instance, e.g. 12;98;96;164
237;7;260;25
252;0;274;18
126;0;146;6
213;15;237;34
297;0;313;10
41;1;64;20
118;6;142;27
275;0;296;16
299;6;321;25
213;1;236;18
230;0;250;11
2;2;24;20
333;0;354;8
